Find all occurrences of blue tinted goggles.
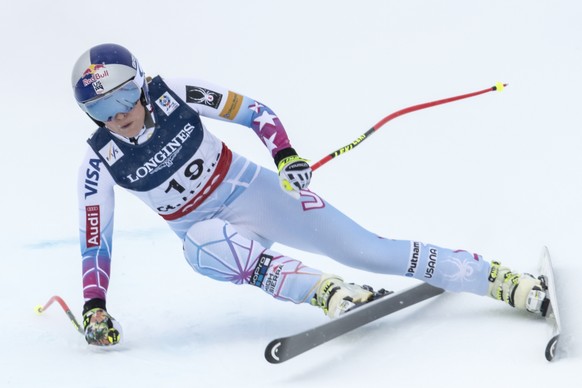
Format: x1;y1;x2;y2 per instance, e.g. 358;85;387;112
82;80;141;122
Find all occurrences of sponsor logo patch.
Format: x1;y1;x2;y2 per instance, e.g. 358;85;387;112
155;92;180;116
85;205;101;247
99;140;124;166
125;122;196;183
84;158;102;198
424;248;438;279
250;253;273;287
185;86;223;109
219;91;243;120
265;264;283;294
406;241;421;277
82;64;109;91
92;80;105;94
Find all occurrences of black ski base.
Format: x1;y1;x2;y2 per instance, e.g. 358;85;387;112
265;282;444;364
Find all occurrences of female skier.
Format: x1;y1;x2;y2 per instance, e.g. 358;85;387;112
72;43;545;346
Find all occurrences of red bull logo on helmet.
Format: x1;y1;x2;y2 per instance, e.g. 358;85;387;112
82;64;109;87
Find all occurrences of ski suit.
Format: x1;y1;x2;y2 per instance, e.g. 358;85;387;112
78;76;493;306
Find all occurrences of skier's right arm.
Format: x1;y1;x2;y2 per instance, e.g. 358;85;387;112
77;147;121;345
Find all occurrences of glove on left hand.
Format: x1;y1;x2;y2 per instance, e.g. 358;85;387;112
277;155;312;197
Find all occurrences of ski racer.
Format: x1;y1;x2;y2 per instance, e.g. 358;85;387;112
72;43;546;346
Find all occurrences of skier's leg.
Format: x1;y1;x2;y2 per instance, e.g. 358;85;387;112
219;168;543;312
219;168;491;293
183;218;375;317
183;217;319;304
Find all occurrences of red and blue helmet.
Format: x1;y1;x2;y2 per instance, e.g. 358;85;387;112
71;43;149;123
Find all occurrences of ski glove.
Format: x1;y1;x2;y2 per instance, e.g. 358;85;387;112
82;299;121;346
277;155;312;198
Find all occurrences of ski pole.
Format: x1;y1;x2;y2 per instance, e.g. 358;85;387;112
35;295;84;334
311;82;507;171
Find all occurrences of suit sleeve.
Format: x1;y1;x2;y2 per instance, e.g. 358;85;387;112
162;77;293;159
78;146;116;302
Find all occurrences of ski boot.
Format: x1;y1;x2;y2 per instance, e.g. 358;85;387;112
488;261;547;313
311;274;376;319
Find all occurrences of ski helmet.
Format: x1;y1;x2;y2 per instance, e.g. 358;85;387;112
71;43;149;123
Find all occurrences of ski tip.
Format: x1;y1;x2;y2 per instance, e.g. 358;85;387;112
34;305;44;315
545;334;560;361
265;340;284;364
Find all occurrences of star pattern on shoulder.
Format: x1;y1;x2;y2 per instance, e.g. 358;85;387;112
253;110;278;131
248;101;263;113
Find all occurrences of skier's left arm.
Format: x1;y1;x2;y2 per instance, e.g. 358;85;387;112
164;77;311;196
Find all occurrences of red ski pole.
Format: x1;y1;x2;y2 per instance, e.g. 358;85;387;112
311;82;507;171
35;295;84;334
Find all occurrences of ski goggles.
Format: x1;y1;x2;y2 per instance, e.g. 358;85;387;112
81;79;141;122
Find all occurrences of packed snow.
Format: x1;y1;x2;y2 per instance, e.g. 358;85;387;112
1;1;580;387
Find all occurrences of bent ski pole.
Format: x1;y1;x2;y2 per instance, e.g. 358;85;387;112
35;295;84;334
311;82;507;171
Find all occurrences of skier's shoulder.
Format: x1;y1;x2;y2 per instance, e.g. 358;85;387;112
157;75;227;100
78;144;115;189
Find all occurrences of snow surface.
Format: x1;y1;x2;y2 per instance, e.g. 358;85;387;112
1;1;580;387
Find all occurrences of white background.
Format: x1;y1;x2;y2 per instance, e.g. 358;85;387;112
0;1;580;387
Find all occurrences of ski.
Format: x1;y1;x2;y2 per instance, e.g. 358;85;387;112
538;246;562;361
265;282;444;364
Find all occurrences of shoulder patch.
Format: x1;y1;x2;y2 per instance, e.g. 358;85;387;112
219;91;243;120
185;85;223;109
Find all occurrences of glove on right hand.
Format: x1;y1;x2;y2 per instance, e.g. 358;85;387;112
82;307;122;346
